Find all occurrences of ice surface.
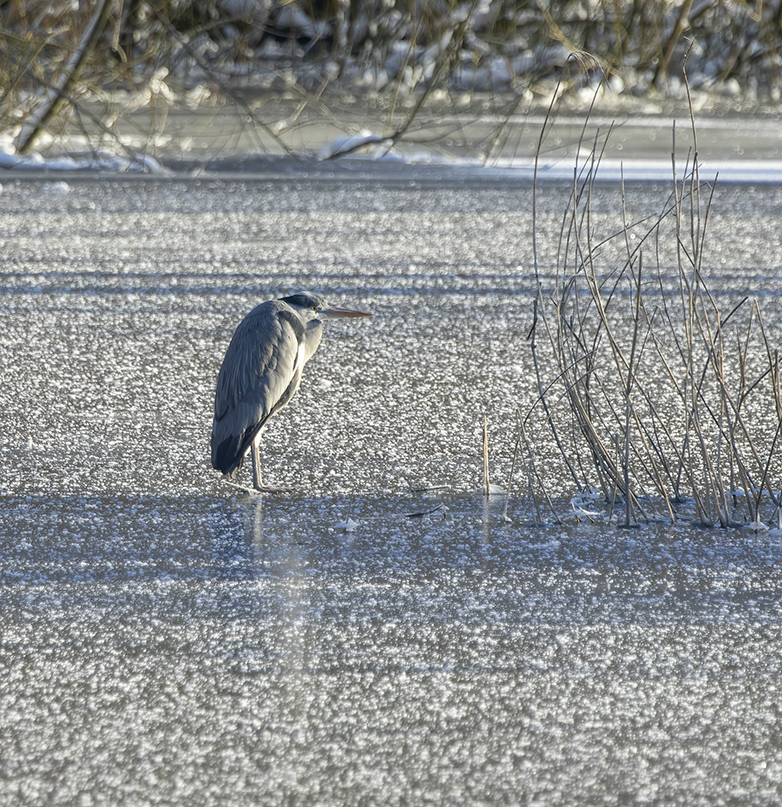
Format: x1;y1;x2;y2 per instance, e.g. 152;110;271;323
2;175;782;804
2;492;782;805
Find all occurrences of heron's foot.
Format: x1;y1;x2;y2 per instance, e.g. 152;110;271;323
252;484;292;495
223;479;291;495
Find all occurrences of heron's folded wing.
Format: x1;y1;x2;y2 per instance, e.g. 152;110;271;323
211;304;305;473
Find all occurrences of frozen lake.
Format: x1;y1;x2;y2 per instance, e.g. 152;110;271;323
2;169;782;804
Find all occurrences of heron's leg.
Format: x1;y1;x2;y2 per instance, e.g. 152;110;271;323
244;434;290;494
251;440;262;491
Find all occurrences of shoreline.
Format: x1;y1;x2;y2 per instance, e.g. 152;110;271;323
2;95;781;183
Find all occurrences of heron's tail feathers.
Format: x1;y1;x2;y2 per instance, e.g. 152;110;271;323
211;432;242;476
211;419;265;476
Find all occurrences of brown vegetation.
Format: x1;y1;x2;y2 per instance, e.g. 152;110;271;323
2;1;781;157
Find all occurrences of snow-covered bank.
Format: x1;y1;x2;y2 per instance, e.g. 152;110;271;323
4;0;782;174
2;102;781;183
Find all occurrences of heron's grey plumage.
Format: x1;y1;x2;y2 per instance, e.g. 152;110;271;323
211;291;369;490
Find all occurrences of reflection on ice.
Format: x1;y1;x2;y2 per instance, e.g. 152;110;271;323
2;492;782;615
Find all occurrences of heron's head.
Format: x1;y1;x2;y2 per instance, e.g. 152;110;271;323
280;291;370;322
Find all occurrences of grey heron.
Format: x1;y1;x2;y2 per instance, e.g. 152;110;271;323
211;291;370;492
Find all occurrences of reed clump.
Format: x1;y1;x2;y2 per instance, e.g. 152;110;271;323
526;106;782;528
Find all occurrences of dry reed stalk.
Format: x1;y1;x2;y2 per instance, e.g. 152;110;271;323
482;414;490;497
516;410;561;525
503;430;521;523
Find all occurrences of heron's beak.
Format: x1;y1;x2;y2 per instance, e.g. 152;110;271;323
321;306;371;319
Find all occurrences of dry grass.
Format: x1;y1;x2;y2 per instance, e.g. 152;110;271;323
523;78;782;528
